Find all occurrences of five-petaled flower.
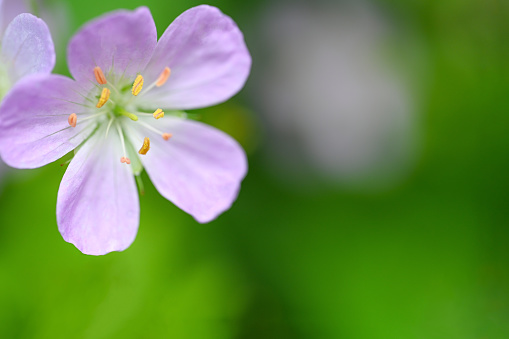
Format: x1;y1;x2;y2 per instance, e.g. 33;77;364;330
0;6;251;255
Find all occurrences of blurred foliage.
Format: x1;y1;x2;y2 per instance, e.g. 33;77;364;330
1;0;509;338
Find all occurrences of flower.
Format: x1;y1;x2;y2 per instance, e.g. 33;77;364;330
0;1;55;192
0;6;251;255
0;2;55;100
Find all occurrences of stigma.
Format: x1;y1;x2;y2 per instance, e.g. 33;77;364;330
162;133;172;141
138;137;150;155
96;88;111;108
132;75;144;96
156;67;171;87
93;66;107;84
68;113;77;127
153;109;164;119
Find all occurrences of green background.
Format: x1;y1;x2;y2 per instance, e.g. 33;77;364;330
1;0;509;338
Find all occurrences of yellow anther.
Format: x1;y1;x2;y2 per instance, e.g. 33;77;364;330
120;157;131;165
132;75;144;96
93;66;107;84
156;67;171;87
138;137;150;155
96;88;111;108
153;109;164;119
68;113;77;128
162;133;172;141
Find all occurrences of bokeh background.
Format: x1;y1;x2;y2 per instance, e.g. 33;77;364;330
1;0;509;338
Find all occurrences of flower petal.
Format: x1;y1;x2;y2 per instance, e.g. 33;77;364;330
140;5;251;110
0;74;96;168
125;116;247;223
0;0;30;36
67;6;157;84
57;126;139;255
1;13;55;83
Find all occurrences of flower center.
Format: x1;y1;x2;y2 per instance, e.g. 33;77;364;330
67;66;173;167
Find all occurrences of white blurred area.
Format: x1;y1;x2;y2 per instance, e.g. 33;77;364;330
251;0;424;190
34;0;71;59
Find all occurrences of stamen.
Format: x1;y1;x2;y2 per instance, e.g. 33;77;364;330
153;109;164;119
93;66;107;85
68;111;108;130
68;113;77;127
137;120;172;141
96;88;111;108
138;67;171;96
156;67;171;87
132;75;144;96
138;137;150;155
77;111;108;122
105;118;114;139
115;122;131;165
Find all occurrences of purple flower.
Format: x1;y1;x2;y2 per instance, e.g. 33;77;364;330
0;0;55;100
0;6;251;255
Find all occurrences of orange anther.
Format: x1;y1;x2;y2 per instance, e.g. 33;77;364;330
162;133;172;141
68;113;77;127
156;67;171;87
93;66;107;85
120;156;131;165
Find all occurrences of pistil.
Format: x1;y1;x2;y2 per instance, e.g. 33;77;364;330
114;107;139;121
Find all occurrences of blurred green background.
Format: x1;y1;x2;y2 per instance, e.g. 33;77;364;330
1;0;509;338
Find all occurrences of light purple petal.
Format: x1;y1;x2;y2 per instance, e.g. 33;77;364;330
0;0;30;36
125;116;247;223
1;13;55;83
57;127;139;255
0;74;96;168
140;5;251;110
67;6;157;84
